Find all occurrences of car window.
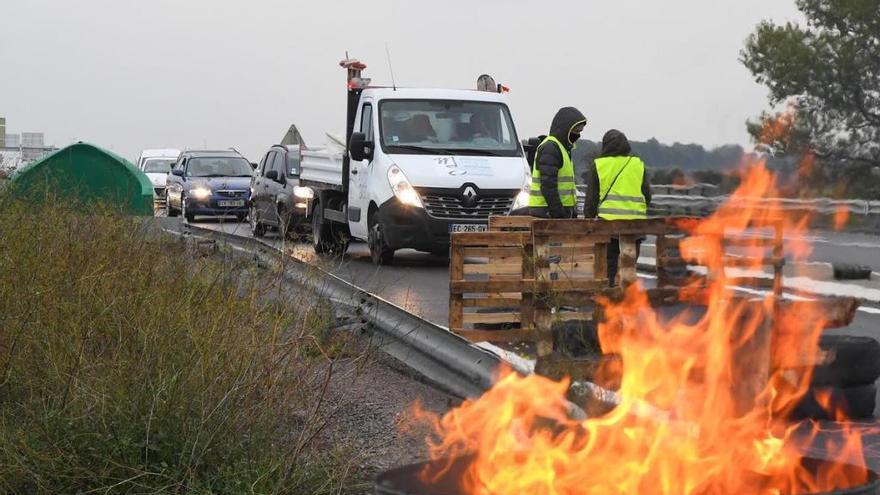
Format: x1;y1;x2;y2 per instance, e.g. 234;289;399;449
143;158;175;173
186;157;253;177
272;151;286;176
259;152;273;177
361;104;373;140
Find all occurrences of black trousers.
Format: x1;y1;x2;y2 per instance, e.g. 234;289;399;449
607;238;642;286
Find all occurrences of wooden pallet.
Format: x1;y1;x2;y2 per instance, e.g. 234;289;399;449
449;231;532;343
450;216;858;402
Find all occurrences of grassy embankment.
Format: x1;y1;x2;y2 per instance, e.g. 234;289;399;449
0;195;365;493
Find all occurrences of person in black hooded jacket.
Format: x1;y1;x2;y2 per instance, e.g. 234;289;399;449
529;107;587;218
584;129;652;285
583;129;651;218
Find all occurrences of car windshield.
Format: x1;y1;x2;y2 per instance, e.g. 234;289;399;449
379;99;521;157
186;157;253;177
143;159;175;173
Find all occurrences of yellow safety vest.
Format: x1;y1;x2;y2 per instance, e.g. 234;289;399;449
529;136;576;208
596;156;647;220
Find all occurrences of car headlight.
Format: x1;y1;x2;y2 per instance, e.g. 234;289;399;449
387;165;423;208
293;186;314;199
190;187;211;200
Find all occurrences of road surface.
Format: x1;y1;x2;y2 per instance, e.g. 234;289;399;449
190;218;880;330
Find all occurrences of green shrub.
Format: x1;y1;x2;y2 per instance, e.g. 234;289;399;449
0;196;352;493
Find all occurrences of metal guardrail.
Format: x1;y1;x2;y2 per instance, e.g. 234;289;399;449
650;195;880;216
161;221;502;400
577;184;879;216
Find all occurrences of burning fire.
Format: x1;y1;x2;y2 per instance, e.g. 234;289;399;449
417;163;867;494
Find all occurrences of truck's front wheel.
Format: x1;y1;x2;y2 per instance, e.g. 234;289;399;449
368;220;395;266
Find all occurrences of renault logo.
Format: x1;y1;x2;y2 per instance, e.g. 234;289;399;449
462;186;478;207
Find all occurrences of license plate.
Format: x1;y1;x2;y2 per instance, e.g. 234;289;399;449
449;224;487;233
217;200;245;207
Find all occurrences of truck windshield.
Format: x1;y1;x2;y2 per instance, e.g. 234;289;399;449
379;100;521;157
186;157;253;177
143;159;175;173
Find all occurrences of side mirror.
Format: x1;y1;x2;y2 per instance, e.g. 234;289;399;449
171;169;184;177
349;132;374;162
250;162;258;170
265;170;279;182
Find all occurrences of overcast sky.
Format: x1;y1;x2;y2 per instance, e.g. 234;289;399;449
1;0;802;162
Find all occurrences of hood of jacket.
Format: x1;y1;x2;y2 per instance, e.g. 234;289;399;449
599;129;632;157
549;107;587;149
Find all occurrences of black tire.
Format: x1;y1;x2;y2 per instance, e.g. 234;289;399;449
166;195;179;218
368;219;395;266
810;335;880;387
311;201;332;254
182;194;194;223
790;383;876;421
329;224;350;254
832;263;873;281
249;205;265;237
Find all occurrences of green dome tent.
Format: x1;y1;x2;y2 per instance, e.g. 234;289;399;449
10;142;154;216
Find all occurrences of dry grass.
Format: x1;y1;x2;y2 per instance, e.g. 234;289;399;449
0;195;365;494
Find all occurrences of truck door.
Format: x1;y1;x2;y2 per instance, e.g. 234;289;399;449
347;100;374;239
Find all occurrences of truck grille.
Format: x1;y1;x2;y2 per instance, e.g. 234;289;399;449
418;187;516;220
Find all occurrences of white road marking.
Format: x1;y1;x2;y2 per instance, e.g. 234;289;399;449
637;257;879;313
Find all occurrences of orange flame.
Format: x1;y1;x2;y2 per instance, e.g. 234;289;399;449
833;206;850;231
417;162;867;495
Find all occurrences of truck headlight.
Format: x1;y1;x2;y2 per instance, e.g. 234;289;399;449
511;188;530;211
293;186;314;199
387;165;423;208
190;187;211;200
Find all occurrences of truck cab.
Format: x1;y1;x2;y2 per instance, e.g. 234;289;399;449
347;88;529;262
301;61;531;265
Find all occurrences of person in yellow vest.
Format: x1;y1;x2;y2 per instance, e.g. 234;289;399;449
529;107;587;218
584;129;652;285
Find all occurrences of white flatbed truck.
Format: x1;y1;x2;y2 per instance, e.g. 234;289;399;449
298;59;531;265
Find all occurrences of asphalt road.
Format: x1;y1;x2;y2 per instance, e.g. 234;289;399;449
191;217;880;331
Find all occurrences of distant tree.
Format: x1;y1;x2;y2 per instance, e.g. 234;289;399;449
692;169;724;185
741;0;880;169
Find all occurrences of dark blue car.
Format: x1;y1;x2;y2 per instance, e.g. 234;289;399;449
165;150;253;223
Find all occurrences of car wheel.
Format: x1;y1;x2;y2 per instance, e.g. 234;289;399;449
182;194;195;223
250;205;265;237
368;219;394;266
167;193;179;218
